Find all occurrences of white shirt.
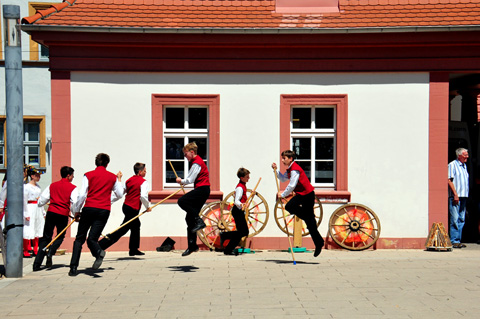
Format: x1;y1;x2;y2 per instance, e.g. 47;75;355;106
448;159;469;197
180;163;201;185
276;163;300;198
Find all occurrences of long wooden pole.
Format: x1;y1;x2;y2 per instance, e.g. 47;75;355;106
43;218;76;251
103;188;183;240
273;168;296;265
168;160;185;194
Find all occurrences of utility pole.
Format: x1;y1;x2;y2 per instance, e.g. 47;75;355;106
3;4;24;278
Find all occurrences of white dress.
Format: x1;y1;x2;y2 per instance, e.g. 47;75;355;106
23;183;44;239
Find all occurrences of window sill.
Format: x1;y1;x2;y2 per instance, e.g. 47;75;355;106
314;190;351;203
149;189;224;204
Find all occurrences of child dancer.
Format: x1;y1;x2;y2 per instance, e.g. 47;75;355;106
220;167;250;255
23;166;44;257
272;150;324;257
176;142;210;256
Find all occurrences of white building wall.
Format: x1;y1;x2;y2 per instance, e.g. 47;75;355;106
69;72;429;239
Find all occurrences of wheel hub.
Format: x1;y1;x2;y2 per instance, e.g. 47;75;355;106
349;220;361;232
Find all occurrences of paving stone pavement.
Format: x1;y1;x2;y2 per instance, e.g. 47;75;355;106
1;246;480;318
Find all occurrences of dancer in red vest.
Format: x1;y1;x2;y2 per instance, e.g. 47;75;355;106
68;153;124;276
33;166;77;271
220;167;250;256
176;142;210;256
99;162;151;256
272;150;324;257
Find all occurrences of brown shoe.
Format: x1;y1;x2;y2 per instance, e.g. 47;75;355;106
453;243;462;248
460;243;467;248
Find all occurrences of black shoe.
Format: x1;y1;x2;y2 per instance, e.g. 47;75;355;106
224;250;238;256
92;250;106;269
460;243;467;248
129;250;145;256
46;256;53;269
68;267;78;277
32;264;41;272
453;243;462;249
314;238;325;257
191;218;206;233
182;247;199;257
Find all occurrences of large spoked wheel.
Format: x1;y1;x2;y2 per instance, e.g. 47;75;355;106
222;190;269;237
274;195;323;236
328;203;381;251
198;201;232;250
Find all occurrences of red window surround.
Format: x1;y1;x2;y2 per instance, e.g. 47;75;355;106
150;94;222;203
280;94;350;203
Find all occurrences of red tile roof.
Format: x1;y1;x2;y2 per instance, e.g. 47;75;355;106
21;0;480;29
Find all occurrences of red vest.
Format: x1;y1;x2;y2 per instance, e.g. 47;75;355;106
84;166;117;210
191;155;210;188
237;181;247;203
48;178;77;216
124;175;146;210
287;162;314;196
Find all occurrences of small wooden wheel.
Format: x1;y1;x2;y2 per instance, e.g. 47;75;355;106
274;195;323;236
222;189;269;238
328;203;381;251
198;201;232;250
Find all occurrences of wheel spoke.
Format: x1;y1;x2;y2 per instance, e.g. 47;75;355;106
358;228;376;240
341;230;351;244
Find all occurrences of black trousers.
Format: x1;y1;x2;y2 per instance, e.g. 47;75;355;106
70;207;110;268
33;211;68;266
222;205;249;253
177;186;210;249
99;204;140;251
285;191;324;246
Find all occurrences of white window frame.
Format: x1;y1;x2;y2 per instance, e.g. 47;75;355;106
163;105;209;188
290;105;336;188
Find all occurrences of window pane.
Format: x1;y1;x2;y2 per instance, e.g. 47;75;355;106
315;162;334;184
292;108;311;129
166;138;184;159
25;123;39;142
40;45;49;58
0;146;3;165
191;138;207;162
188;108;207;129
165;108;185;129
315;108;334;129
315;138;334;160
165;160;184;183
0;123;4;141
296;160;311;180
292;138;311;160
27;146;39;165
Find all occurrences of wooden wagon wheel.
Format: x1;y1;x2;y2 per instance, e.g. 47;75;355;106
274;195;323;236
198;201;230;250
328;203;381;251
222;189;269;237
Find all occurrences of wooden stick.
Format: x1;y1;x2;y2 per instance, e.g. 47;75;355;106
273;168;297;265
168;160;185;194
43;218;76;251
103;188;183;240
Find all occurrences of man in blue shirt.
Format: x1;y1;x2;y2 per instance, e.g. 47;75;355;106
448;148;469;248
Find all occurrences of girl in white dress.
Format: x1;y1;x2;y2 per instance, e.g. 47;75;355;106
23;167;44;257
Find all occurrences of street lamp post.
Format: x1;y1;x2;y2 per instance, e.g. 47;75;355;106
3;4;24;278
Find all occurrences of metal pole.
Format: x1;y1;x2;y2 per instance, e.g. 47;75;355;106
3;5;24;278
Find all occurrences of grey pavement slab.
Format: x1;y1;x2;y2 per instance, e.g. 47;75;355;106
1;246;480;318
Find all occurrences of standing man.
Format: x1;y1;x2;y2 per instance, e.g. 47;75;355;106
448;148;469;249
99;162;151;256
33;166;78;271
69;153;124;276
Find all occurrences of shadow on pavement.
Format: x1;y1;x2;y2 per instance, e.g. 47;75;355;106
168;265;199;273
263;259;320;265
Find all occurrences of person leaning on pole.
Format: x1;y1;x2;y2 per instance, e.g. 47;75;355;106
33;166;78;271
68;153;124;276
448;148;469;249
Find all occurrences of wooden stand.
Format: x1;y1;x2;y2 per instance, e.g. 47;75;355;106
425;222;452;251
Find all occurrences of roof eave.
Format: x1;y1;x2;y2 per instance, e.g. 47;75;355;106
21;24;480;35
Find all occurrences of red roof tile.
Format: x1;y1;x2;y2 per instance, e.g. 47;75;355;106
21;0;480;29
